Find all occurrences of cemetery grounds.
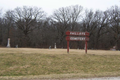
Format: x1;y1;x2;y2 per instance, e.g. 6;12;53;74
0;48;120;80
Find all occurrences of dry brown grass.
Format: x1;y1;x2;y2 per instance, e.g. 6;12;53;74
0;48;120;55
0;48;120;80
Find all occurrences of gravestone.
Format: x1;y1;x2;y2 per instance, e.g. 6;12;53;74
110;46;116;51
16;45;18;48
7;38;11;48
54;43;57;49
49;46;51;49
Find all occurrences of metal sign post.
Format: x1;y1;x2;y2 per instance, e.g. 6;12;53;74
66;31;89;53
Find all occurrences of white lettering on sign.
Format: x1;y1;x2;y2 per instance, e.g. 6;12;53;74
70;32;85;36
70;32;77;35
70;37;86;41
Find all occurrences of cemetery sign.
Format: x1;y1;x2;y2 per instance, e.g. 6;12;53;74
66;31;89;53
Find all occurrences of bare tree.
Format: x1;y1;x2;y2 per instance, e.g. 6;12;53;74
4;10;15;38
11;6;46;47
107;6;120;49
0;9;3;45
81;10;98;48
69;5;83;31
94;11;109;49
0;10;12;46
29;18;55;48
12;6;45;36
51;5;83;47
81;10;110;49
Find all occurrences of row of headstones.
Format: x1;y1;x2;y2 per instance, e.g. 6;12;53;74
6;38;99;49
7;38;18;48
49;43;57;49
7;38;57;49
7;38;83;49
6;38;118;50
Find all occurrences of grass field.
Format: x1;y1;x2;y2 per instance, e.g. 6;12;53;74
0;48;120;80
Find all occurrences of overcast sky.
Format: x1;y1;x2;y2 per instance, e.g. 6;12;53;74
0;0;120;15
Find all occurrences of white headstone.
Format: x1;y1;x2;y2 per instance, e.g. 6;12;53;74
49;46;51;49
7;38;11;48
54;43;56;49
84;44;86;50
16;45;18;48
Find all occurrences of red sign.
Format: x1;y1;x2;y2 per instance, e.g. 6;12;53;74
66;31;89;54
66;36;89;41
66;31;89;36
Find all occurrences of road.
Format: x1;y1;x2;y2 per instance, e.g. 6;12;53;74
67;77;120;80
22;77;120;80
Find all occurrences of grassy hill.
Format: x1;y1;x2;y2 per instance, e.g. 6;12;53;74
0;48;120;79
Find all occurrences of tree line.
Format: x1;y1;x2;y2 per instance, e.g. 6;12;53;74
0;5;120;50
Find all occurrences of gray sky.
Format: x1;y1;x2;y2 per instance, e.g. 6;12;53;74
0;0;120;15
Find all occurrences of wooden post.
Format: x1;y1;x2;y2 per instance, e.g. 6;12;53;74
85;40;87;54
67;40;69;53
